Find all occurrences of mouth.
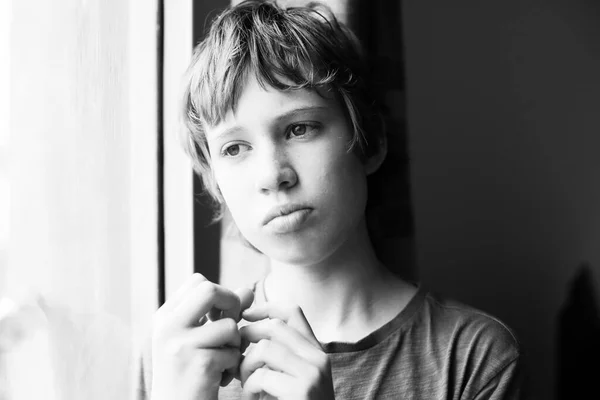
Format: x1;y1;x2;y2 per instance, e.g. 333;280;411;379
263;204;313;234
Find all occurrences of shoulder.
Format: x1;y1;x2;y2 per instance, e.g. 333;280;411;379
421;291;521;356
410;289;525;397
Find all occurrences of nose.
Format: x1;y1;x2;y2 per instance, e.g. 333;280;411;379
254;146;298;194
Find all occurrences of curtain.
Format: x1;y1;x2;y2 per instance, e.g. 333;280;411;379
1;1;159;398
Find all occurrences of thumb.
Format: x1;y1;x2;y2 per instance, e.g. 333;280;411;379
219;287;254;323
237;287;255;315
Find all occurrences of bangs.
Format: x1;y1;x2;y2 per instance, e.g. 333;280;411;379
186;1;362;128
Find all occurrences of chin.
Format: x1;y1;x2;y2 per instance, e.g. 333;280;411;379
256;231;347;267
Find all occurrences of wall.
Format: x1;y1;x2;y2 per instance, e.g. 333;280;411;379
402;1;600;398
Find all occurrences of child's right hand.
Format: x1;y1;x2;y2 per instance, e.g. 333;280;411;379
150;273;254;400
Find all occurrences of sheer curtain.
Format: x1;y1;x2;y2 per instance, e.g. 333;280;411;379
0;0;9;297
1;1;160;399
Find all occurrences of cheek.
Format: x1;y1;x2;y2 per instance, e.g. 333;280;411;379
213;167;266;246
322;150;367;197
213;167;250;215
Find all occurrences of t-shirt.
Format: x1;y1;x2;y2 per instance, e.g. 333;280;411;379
139;282;525;399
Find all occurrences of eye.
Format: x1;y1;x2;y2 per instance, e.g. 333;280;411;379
225;144;240;156
290;124;307;137
286;123;319;139
221;143;250;158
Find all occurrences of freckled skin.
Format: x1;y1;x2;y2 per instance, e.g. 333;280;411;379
206;77;369;267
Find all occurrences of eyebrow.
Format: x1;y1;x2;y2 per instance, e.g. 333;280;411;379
213;106;328;141
272;106;328;124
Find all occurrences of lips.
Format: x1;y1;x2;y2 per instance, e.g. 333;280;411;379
262;204;312;234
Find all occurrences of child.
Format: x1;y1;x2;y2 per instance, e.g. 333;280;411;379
141;1;525;399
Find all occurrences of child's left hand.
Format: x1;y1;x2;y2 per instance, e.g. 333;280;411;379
238;304;335;400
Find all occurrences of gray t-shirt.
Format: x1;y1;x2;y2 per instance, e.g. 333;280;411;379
139;283;524;399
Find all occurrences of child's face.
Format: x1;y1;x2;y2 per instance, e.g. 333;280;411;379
205;76;369;265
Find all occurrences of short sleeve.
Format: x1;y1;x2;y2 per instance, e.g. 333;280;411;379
471;354;527;400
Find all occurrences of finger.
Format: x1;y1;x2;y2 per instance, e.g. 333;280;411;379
242;367;295;399
160;273;206;312
209;286;255;322
242;303;319;348
182;318;241;348
240;319;322;364
208;307;222;322
173;281;241;327
232;287;255;322
196;346;242;373
240;339;308;385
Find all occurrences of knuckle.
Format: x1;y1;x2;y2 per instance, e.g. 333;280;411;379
256;338;271;354
198;280;217;296
245;339;268;366
191;272;203;280
188;273;201;285
193;352;219;373
195;358;214;374
269;318;286;330
222;317;239;332
252;366;268;381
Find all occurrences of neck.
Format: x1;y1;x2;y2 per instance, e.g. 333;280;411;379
263;219;412;342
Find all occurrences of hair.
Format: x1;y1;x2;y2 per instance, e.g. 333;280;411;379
181;0;386;220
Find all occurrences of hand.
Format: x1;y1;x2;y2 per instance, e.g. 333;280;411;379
151;273;254;400
239;304;335;400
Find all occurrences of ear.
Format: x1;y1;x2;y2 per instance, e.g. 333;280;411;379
364;135;388;176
